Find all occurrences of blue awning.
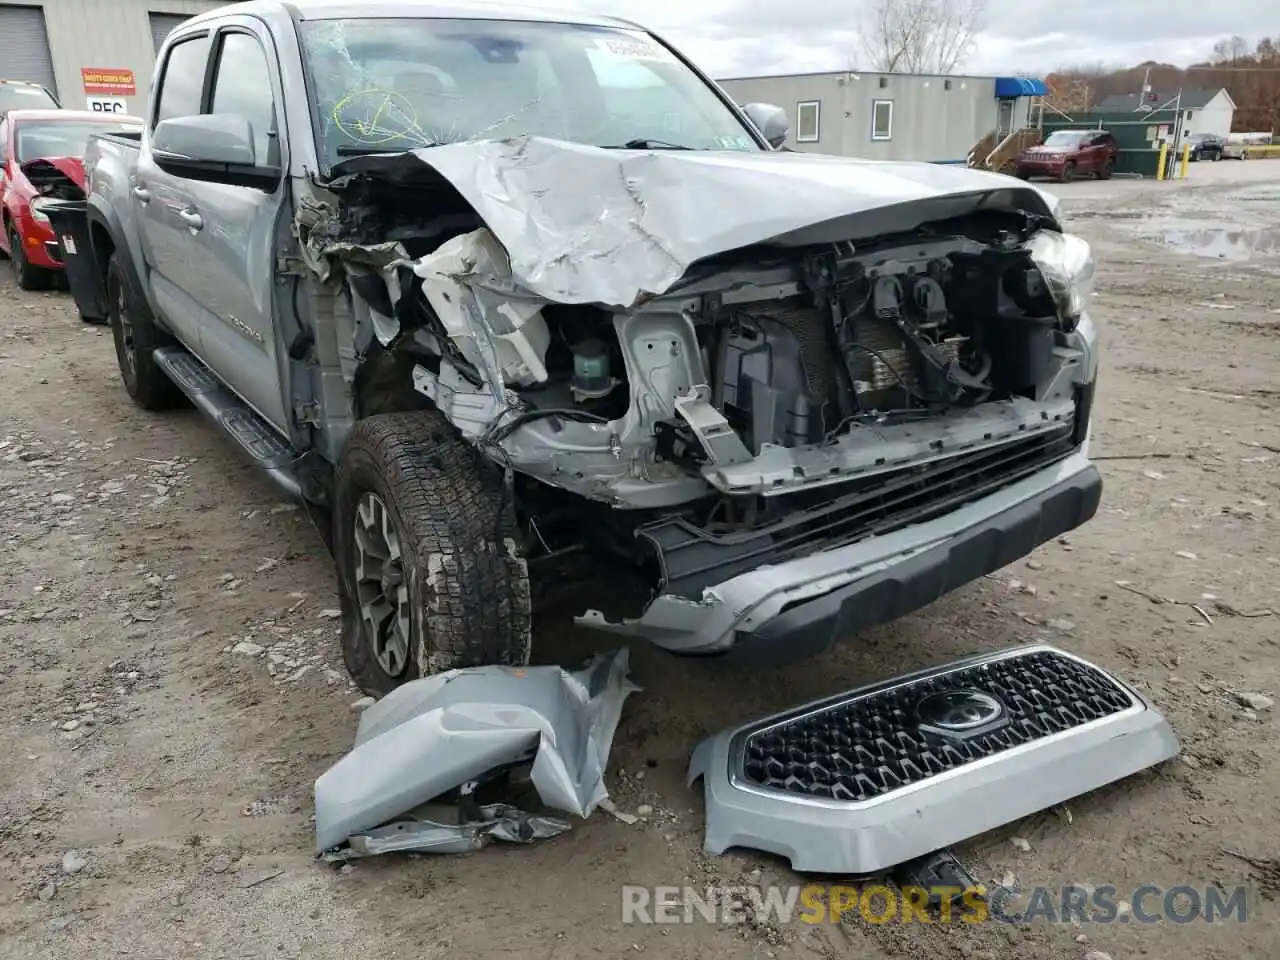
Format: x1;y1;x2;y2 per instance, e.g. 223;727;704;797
995;76;1048;98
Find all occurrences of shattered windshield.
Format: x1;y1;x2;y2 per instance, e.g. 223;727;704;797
297;17;761;168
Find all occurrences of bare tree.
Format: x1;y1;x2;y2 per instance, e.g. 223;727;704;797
1211;35;1251;65
860;0;987;75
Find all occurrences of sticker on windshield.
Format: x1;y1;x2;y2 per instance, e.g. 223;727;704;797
596;36;676;62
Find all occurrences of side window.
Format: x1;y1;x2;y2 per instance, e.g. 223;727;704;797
796;101;820;142
210;31;279;167
871;99;893;141
155;35;213;126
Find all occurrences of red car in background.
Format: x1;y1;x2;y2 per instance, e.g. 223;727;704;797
1;109;142;290
1015;129;1118;183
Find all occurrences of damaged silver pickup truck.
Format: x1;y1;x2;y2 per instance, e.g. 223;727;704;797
52;0;1102;694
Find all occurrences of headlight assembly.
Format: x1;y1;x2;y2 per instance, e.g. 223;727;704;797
29;196;55;226
1024;229;1095;322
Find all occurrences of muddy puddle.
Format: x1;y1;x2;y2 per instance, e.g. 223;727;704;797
1120;215;1280;266
1119;182;1280;266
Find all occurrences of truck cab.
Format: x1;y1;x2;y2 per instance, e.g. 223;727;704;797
53;0;1103;697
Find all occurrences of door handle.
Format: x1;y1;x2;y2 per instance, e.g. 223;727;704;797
132;185;150;203
178;209;204;231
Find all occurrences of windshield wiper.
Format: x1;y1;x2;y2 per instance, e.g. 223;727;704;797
603;138;696;150
336;143;435;156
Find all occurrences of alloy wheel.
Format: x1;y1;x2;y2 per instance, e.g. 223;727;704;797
352;491;413;677
114;278;137;382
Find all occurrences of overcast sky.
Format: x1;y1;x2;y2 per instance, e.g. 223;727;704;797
543;0;1263;78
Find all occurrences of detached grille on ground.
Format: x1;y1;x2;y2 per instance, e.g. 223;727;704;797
741;649;1135;802
691;645;1179;874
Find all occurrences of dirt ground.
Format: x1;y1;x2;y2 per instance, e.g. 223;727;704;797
2;159;1279;960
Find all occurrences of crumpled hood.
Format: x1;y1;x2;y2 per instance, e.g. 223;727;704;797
331;136;1059;308
20;155;87;188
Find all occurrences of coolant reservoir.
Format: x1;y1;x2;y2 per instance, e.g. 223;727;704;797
571;338;613;399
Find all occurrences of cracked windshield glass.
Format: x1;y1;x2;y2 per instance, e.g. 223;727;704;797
298;18;761;168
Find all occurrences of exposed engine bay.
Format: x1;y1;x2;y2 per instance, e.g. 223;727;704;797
21;159;87;203
298;137;1096;614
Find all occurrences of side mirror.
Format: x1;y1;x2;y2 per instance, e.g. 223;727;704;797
741;102;789;149
152;114;279;188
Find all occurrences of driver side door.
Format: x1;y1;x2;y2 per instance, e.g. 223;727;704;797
1078;134;1102;174
179;21;291;432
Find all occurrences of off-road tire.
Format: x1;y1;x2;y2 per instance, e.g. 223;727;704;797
106;253;182;411
1060;162;1076;183
1098;160;1115;180
334;412;532;696
10;227;51;291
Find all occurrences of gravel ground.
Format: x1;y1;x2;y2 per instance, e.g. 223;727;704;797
2;161;1279;960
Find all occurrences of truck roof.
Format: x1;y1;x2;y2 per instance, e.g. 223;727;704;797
5;109;143;123
188;0;641;30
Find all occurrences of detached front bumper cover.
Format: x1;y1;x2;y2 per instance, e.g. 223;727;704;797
687;644;1179;874
314;648;638;858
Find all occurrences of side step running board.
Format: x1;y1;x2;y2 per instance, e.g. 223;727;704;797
153;346;303;499
687;644;1180;874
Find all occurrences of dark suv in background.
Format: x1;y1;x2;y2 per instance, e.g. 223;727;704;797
1186;133;1225;161
1016;129;1117;182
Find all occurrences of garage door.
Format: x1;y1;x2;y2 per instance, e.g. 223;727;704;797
149;12;192;53
0;4;57;95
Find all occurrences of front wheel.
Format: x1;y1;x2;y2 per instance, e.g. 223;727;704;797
333;412;532;696
1060;162;1076;183
9;228;51;291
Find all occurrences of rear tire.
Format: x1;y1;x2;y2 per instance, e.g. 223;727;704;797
1097;160;1115;180
9;228;51;291
334;412;532;697
106;253;182;411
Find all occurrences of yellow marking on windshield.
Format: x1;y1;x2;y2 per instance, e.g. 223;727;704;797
332;88;431;146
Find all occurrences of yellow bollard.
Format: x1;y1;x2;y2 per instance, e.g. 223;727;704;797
1156;142;1168;180
1180;143;1191;179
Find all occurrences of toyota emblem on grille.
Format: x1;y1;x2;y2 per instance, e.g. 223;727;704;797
916;689;1004;732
